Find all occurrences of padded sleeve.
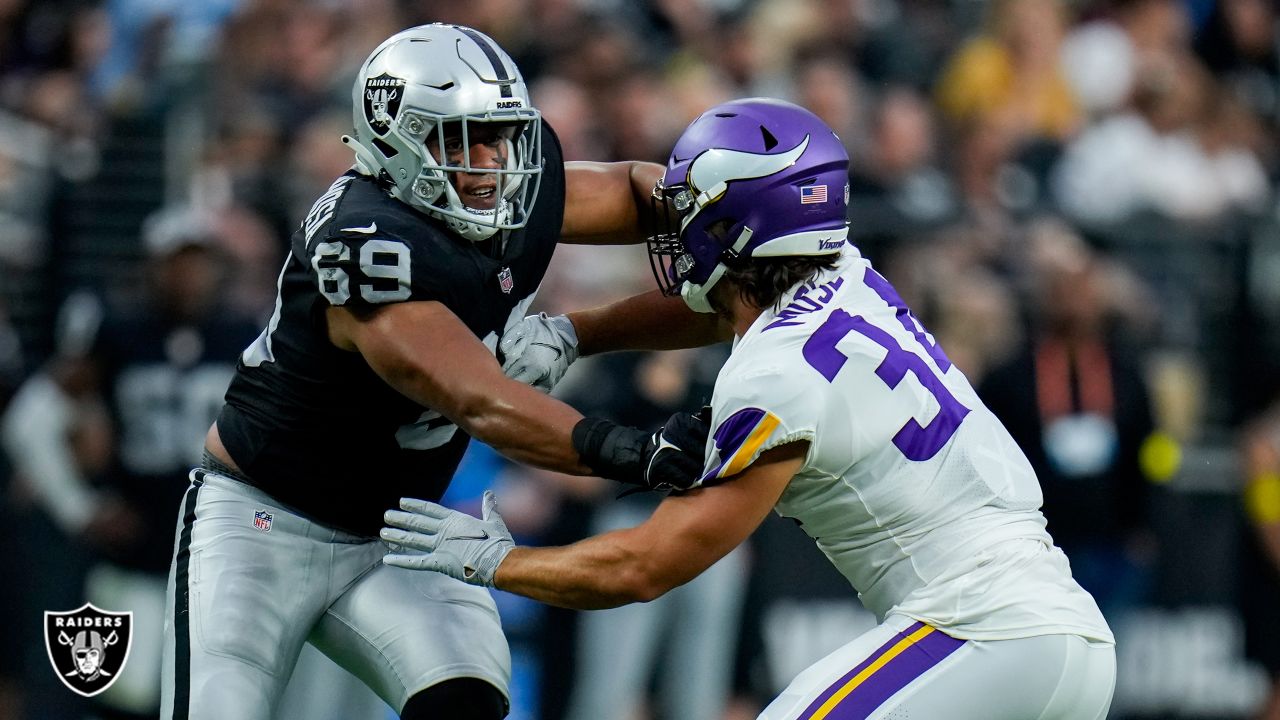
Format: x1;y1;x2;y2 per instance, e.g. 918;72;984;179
694;366;820;487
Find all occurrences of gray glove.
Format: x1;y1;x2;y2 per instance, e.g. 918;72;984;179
381;490;515;587
498;313;579;393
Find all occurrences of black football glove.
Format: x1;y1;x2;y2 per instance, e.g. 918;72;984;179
572;407;711;491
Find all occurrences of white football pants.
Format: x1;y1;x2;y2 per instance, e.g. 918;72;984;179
760;613;1115;720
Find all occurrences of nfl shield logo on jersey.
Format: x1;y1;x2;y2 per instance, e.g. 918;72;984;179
253;509;273;532
44;604;133;697
498;267;514;294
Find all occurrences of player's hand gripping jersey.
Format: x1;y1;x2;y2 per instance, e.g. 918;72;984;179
216;125;565;537
697;245;1113;643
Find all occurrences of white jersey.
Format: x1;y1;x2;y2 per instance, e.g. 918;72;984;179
697;246;1113;644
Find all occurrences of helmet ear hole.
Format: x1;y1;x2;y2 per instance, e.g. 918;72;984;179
372;138;398;158
705;218;735;246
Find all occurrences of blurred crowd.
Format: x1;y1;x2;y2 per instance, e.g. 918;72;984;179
1;0;1280;718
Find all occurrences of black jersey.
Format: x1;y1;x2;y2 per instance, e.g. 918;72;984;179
95;310;260;572
218;124;565;537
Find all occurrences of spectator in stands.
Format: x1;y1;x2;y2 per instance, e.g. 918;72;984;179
793;49;864;153
530;74;607;162
1240;404;1280;720
1;206;259;719
606;66;687;162
1052;51;1269;223
935;0;1080;143
846;86;958;246
1112;0;1191;60
1060;18;1137;120
979;221;1156;617
1196;0;1280;132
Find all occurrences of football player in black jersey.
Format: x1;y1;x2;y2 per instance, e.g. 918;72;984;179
162;23;726;720
3;206;262;718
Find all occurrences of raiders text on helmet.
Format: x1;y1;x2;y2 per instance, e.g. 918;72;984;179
344;24;543;241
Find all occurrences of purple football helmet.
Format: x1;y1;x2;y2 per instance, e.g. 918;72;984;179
648;98;850;312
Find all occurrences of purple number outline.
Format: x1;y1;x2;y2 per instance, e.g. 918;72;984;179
801;299;969;461
863;267;952;372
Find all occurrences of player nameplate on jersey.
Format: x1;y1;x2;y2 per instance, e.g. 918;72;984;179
498;267;514;294
254;509;274;532
364;73;405;135
44;604;133;697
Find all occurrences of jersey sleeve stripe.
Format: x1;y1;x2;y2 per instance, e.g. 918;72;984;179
720;411;781;478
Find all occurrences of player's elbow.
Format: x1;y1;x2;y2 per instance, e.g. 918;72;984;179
613;562;677;604
451;389;516;442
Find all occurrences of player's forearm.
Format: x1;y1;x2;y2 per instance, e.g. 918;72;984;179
494;532;674;609
456;386;594;475
342;303;597;475
569;290;730;357
561;161;664;244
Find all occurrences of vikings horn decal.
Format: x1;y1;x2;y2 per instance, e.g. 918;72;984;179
686;135;810;203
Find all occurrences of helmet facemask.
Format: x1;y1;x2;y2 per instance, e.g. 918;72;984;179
345;24;545;242
646;179;692;300
647;180;739;314
411;116;543;242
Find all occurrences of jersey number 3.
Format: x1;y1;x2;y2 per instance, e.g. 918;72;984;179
801;270;969;462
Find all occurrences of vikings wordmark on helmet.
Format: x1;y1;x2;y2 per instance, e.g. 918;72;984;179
364;73;406;135
44;603;133;697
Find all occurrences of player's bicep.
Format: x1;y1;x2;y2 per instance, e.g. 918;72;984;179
633;441;807;590
560;161;662;244
328;301;505;418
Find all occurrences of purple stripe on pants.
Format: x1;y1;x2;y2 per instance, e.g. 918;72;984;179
802;622;965;719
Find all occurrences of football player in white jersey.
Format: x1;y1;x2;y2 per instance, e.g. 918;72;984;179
383;98;1117;719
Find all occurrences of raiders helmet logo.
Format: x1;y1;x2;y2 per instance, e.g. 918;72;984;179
44;603;133;697
364;73;406;135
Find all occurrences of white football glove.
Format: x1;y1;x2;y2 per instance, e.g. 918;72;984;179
381;490;515;587
498;313;579;393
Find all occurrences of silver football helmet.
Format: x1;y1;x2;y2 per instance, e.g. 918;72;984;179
344;24;543;241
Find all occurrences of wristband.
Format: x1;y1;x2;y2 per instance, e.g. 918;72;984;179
571;417;648;486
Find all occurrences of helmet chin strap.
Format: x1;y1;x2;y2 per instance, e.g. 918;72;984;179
679;224;750;314
438;182;504;242
341;135;381;177
680;263;728;314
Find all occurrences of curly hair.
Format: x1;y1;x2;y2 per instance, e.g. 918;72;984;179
719;254;840;311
